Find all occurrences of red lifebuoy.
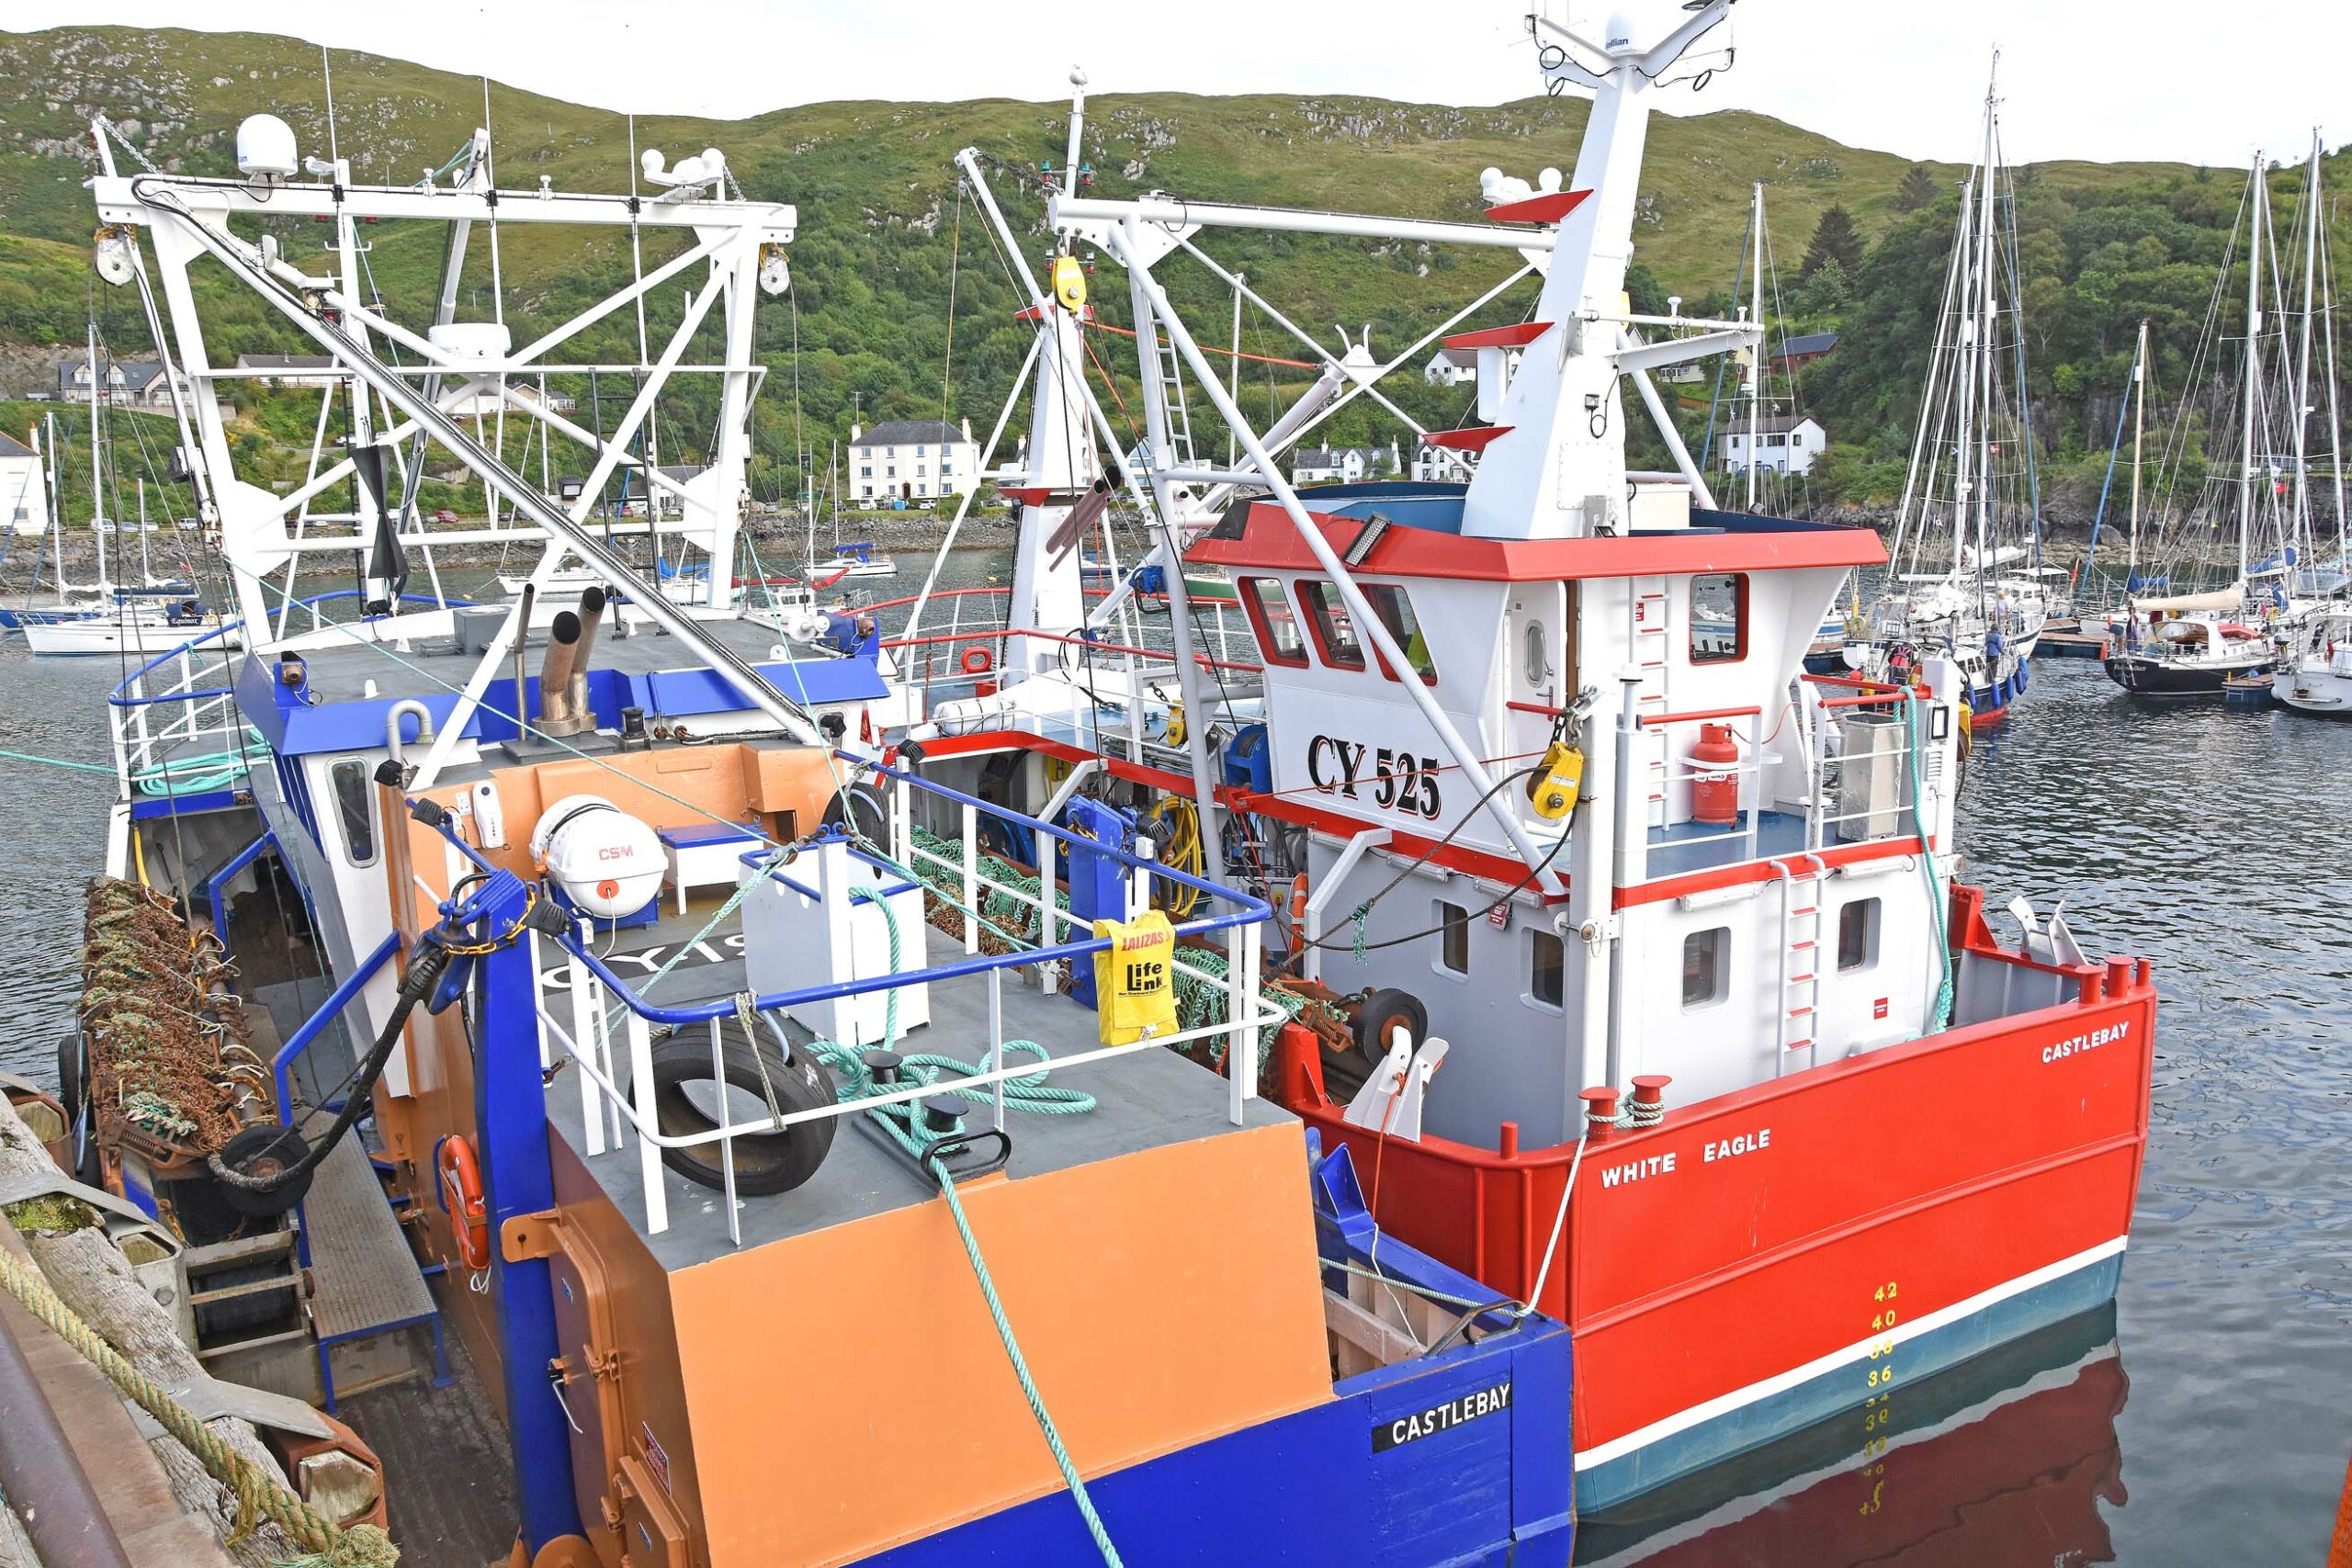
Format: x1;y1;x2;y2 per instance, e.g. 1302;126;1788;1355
435;1135;491;1272
960;646;995;676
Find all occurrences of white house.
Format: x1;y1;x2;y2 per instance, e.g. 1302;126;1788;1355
0;431;49;536
850;419;978;503
54;357;186;412
1720;413;1828;478
1424;345;1525;388
1293;444;1396;486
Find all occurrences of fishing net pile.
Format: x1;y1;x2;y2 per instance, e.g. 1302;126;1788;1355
79;877;257;1156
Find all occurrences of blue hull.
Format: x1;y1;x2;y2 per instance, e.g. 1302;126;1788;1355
863;1139;1577;1567
863;1329;1574;1568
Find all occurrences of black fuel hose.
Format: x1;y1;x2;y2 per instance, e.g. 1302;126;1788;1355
207;939;455;1196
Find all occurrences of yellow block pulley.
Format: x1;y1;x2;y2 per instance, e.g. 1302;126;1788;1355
1092;910;1178;1045
1052;254;1088;313
1528;739;1586;821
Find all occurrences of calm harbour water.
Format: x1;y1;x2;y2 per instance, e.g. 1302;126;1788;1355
0;592;2344;1563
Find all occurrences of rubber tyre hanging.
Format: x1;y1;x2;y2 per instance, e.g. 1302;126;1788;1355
648;1025;838;1196
214;1123;314;1217
1351;987;1430;1066
823;784;890;848
54;1031;83;1122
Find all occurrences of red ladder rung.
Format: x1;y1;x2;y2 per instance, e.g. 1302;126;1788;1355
1786;1038;1815;1051
1788;1006;1815;1018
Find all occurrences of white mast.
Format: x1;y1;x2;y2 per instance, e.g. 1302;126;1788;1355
2129;318;2146;588
1460;1;1739;539
1971;62;2000;601
45;411;64;592
1746;180;1763;513
1949;171;1980;581
2291;132;2321;580
2241;154;2265;594
85;321;107;591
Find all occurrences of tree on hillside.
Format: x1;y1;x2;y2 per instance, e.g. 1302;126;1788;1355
1801;206;1864;282
1894;166;1939;212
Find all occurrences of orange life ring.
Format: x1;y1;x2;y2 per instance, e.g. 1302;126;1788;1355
435;1135;491;1272
960;646;995;676
1285;874;1310;953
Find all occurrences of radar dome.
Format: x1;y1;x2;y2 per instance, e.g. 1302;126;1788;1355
235;114;299;180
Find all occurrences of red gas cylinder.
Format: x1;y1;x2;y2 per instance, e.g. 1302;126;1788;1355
1690;723;1741;825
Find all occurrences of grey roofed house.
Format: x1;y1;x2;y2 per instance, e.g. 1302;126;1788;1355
57;358;165;393
0;432;34;458
851;419;967;447
1729;413;1822;435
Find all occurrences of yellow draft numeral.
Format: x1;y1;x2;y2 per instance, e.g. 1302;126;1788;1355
1858;1482;1885;1517
1872;1309;1898;1331
1867;1364;1896;1388
1867;1337;1894;1359
1873;1281;1900;1303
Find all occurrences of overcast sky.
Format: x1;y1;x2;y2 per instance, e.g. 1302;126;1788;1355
6;0;2346;169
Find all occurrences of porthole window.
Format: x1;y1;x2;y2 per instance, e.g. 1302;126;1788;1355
1437;901;1470;976
1530;929;1564;1009
328;758;378;868
1838;898;1881;972
1690;573;1748;665
1523;619;1551;686
1682;927;1727;1009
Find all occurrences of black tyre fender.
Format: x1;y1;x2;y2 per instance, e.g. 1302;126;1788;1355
55;1031;84;1121
1351;987;1430;1066
649;1026;838;1196
823;783;890;848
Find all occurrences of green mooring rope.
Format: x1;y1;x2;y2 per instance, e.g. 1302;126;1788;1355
0;1247;398;1567
795;889;1122;1566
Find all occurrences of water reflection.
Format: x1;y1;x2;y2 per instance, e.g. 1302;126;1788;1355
1578;1305;2125;1567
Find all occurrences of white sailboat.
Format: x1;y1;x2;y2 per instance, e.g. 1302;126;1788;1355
24;329;234;657
2105;140;2336;700
1852;62;2047;725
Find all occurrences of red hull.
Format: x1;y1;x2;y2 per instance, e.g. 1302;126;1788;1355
1274;887;2154;1491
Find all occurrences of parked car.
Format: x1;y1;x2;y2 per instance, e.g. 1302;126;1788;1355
431;508;459;524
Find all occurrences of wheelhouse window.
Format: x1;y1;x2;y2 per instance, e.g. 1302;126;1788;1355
1690;573;1748;665
1239;578;1306;666
1838;898;1881;972
328;758;378;868
1682;927;1727;1008
1298;580;1365;671
1364;583;1438;684
1437;901;1470;976
1530;929;1564;1009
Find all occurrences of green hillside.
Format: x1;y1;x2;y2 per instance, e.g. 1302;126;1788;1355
0;24;2330;519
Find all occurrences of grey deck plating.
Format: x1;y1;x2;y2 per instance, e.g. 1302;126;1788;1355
300;1120;438;1345
543;896;1295;1273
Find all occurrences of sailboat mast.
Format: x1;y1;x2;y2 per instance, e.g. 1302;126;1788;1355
85;321;107;589
1972;65;2000;604
2240;155;2265;592
2129;318;2147;586
1746;180;1763;512
2322;186;2349;575
2291;133;2322;573
45;411;63;592
1950;171;1981;582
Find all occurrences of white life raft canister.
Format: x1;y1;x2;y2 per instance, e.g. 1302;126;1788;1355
530;795;664;919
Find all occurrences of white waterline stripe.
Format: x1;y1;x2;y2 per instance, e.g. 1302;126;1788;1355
1573;1235;2129;1470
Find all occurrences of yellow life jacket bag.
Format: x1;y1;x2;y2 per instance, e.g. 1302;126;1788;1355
1092;910;1179;1044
